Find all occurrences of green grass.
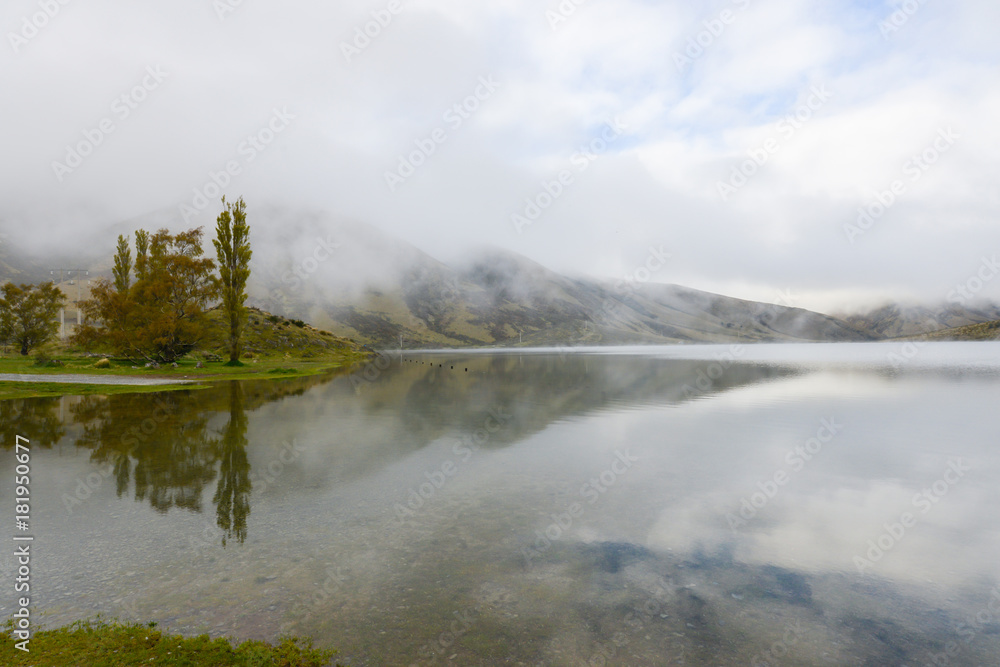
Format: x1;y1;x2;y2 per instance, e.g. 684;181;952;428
0;306;374;400
0;380;198;401
0;618;340;666
0;355;366;401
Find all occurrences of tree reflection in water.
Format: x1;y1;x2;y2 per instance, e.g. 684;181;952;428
214;381;250;546
63;374;336;546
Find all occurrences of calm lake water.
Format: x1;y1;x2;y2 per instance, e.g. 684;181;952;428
3;342;1000;666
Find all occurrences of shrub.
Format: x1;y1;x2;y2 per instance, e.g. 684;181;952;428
94;358;111;369
32;352;63;367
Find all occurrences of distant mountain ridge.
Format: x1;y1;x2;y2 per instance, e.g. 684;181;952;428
840;303;1000;339
2;208;998;348
242;211;874;347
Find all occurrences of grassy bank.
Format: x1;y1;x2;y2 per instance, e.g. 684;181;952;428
1;618;340;666
0;306;374;400
0;356;366;400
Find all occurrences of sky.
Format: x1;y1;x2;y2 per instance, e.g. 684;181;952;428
1;0;998;314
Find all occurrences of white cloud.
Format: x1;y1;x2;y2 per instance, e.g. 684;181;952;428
1;0;999;312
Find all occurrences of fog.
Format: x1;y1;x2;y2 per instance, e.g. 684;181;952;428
2;0;999;314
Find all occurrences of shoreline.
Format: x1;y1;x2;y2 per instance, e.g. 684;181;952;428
0;354;368;400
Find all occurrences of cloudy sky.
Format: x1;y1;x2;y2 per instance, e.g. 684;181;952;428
2;0;998;313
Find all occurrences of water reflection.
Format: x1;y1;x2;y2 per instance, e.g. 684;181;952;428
5;346;1000;665
36;374;338;544
214;382;250;546
0;396;65;447
71;391;218;514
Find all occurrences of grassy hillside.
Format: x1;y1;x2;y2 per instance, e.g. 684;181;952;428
266;250;873;349
913;319;1000;341
843;303;1000;339
202;306;365;359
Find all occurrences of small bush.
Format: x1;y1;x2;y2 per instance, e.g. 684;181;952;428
290;319;306;328
33;352;63;367
94;358;111;369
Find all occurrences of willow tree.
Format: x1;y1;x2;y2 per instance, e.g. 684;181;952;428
213;197;252;365
77;228;217;363
0;282;65;355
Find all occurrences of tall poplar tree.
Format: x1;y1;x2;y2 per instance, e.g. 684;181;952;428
213;197;252;365
112;235;132;293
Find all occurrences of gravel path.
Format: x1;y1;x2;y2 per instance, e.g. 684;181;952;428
0;373;196;386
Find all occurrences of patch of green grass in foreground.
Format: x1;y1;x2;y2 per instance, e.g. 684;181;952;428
0;618;341;666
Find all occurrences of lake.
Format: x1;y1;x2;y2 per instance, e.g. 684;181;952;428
3;342;1000;665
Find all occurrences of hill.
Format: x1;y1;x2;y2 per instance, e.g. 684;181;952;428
202;306;365;360
241;210;873;348
911;319;1000;342
841;302;1000;338
2;207;998;349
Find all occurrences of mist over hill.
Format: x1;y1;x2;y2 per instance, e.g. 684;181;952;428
2;208;998;348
